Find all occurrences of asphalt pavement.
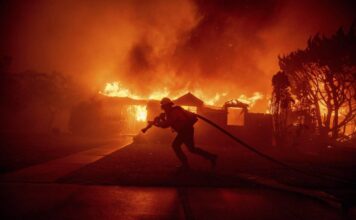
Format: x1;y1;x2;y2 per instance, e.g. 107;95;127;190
0;137;355;220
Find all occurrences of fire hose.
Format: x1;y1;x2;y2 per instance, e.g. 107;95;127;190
194;113;352;185
142;113;352;185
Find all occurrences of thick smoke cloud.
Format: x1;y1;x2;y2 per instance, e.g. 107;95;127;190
1;0;355;111
172;0;283;92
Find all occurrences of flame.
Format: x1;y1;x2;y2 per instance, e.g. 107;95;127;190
134;105;147;122
99;81;230;105
148;87;170;100
194;91;228;106
126;105;147;122
237;92;263;107
99;82;170;101
99;82;140;99
318;100;328;116
99;81;265;121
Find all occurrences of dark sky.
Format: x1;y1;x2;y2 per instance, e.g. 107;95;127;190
1;0;355;111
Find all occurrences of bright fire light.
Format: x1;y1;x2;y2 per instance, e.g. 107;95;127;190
99;81;265;121
133;105;147;122
127;105;147;122
237;92;263;107
148;87;170;100
99;81;232;105
99;82;140;99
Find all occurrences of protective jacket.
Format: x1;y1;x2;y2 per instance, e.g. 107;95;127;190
156;106;197;132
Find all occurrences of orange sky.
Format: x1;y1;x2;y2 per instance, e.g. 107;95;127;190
1;0;355;112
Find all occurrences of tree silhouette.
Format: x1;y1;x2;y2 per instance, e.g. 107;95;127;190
271;71;294;145
277;25;356;141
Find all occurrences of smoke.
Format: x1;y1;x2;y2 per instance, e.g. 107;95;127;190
1;0;355;111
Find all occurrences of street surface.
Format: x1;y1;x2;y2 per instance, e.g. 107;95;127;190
0;137;355;220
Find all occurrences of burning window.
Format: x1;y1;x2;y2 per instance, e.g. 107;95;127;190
227;107;244;126
127;105;147;122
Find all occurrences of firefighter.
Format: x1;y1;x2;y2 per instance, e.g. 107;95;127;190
154;97;218;171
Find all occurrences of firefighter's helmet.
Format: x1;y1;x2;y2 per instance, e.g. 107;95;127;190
160;97;174;106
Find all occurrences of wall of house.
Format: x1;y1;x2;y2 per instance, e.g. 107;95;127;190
195;107;273;149
141;102;273;149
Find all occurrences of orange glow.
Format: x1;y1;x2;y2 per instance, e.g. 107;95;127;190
4;0;353;118
99;82;140;99
148;88;170;100
100;81;261;105
318;100;328;116
237;92;263;107
99;81;265;120
131;105;147;122
181;106;197;113
99;82;171;101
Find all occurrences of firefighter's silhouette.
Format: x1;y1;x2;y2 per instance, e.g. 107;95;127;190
153;97;218;170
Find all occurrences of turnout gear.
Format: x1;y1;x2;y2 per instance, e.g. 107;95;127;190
160;97;174;107
156;106;197;132
143;102;217;169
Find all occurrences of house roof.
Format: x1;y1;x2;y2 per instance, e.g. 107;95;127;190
174;92;204;107
99;95;147;106
223;99;249;108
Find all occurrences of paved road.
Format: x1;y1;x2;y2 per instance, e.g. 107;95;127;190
1;182;351;220
0;137;355;220
0;137;132;183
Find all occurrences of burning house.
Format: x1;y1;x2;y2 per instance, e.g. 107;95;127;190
67;81;272;146
173;93;274;148
68;95;148;136
88;86;273;148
